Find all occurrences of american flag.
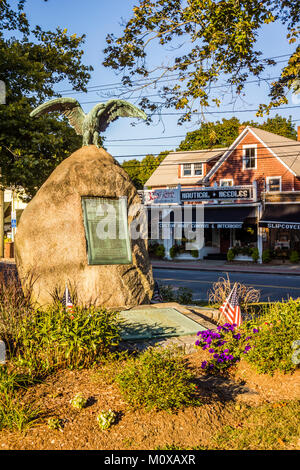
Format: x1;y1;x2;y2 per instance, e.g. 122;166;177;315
151;281;163;303
219;283;242;327
62;284;74;312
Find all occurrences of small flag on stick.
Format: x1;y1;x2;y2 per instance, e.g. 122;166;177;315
62;283;74;313
151;281;163;304
219;283;242;327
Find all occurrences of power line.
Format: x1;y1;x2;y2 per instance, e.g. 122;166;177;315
104;119;300;143
117;150;300;166
56;53;293;94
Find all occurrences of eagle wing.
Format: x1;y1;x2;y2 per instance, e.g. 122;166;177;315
30;97;85;135
94;99;147;133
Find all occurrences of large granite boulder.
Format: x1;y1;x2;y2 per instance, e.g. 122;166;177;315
14;145;154;308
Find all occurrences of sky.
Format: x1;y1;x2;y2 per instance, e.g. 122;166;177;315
23;0;299;162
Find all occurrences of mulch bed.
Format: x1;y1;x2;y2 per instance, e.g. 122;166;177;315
0;350;299;451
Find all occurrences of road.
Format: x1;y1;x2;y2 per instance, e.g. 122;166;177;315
153;268;300;302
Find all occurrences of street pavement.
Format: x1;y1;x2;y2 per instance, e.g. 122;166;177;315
153;266;300;302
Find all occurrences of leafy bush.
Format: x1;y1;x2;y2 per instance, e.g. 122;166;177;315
13;304;121;375
169;245;179;259
116;347;198;411
251;248;259;263
155;244;165;258
289;250;299;263
227;249;235;262
158;284;176;302
196;299;300;376
176;287;193;304
242;299;300;375
191;250;199;258
158;284;193;304
262;249;272;263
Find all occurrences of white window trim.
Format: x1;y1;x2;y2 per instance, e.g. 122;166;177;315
219;179;234;187
181;163;203;177
242;144;257;170
266;176;282;192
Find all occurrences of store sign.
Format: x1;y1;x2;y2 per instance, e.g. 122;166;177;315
159;222;243;229
259;222;300;230
181;187;252;201
144;188;180;205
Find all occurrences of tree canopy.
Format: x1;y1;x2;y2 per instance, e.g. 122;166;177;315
103;0;300;123
177;115;297;151
0;0;93;198
122;151;169;189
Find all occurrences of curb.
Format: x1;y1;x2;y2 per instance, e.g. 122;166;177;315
151;263;300;276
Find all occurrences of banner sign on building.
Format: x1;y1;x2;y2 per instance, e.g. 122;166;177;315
259;221;300;230
144;188;180;205
181;187;252;202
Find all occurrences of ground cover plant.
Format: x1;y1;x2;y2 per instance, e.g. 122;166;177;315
116;346;199;411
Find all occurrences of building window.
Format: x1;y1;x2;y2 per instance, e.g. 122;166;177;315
243;145;257;170
266;176;281;192
220;179;234;187
181;163;203;177
194;163;203;176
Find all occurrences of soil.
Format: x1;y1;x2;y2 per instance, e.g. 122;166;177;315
0;349;299;451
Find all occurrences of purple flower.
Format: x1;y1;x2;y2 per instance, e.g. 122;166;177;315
213;353;219;359
209;348;215;353
244;345;251;353
233;333;241;340
253;328;259;334
201;361;207;369
195;340;200;346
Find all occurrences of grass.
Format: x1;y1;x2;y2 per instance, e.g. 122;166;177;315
213;400;300;450
0;390;41;432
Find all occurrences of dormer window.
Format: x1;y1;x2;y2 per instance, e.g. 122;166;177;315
243;144;257;170
181;163;203;177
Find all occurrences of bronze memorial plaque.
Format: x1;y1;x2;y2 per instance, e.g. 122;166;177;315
81;197;132;265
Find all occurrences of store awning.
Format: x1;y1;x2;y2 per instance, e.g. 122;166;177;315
259;204;300;230
203;206;257;228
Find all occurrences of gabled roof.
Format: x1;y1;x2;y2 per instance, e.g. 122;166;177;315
144;148;225;187
204;126;300;181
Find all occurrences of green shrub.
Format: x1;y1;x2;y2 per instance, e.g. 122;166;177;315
158;284;176;302
176;287;193;304
289;250;299;263
116;347;198;411
155;244;165;258
262;249;272;263
227;249;235;262
242;299;300;375
13;304;121;376
251;248;259;263
169;245;178;259
158;284;193;304
191;250;199;258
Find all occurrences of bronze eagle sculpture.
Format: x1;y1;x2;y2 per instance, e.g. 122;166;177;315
30;97;147;147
